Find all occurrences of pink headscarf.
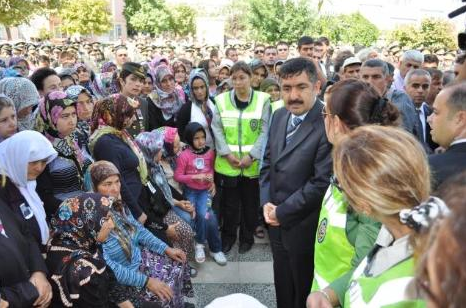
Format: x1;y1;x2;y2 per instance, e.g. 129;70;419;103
164;127;178;144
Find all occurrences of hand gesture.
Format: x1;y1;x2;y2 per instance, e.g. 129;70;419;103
165;247;187;263
225;153;241;168
29;271;52;308
263;203;280;226
146;278;173;301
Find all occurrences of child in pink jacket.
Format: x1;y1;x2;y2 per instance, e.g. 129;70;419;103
174;122;226;266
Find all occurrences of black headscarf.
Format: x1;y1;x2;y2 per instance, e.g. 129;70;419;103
183;121;209;154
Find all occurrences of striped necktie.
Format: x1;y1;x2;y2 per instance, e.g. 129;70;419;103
285;116;303;145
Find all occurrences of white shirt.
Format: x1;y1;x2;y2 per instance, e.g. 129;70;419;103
417;103;427;142
450;138;466;146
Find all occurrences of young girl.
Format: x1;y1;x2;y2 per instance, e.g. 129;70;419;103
174;122;226;266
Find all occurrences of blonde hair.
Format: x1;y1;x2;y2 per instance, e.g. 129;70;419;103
333;125;430;219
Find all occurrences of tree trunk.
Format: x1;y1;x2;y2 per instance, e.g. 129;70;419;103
5;27;12;40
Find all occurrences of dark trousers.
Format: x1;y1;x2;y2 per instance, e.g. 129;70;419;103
269;225;314;308
220;176;259;246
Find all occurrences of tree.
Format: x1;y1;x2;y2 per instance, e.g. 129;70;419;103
167;4;196;37
123;0;169;36
247;0;315;43
0;0;63;39
388;18;457;50
58;0;112;36
313;12;379;47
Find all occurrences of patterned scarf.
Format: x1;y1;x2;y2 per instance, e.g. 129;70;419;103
35;90;85;166
48;193;114;307
148;64;184;119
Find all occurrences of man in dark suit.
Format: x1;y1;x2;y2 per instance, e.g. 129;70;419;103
260;58;332;308
428;82;466;190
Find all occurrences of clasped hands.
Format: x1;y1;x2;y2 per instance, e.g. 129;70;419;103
224;153;253;169
263;202;280;226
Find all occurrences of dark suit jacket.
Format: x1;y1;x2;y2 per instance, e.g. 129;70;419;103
422;104;439;152
260;101;332;251
429;141;466;191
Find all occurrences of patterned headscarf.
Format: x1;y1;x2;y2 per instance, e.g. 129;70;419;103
101;61;117;74
48;193;114;307
35;91;83;163
148;64;184;119
89;160;120;191
89;94;148;184
0;77;39;131
134;131;174;205
8;57;29;69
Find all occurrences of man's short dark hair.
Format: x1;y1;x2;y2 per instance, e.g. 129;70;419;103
424;54;439;65
276;41;289;47
362;59;389;76
426;68;443;80
455;53;466;65
313;41;324;47
333;50;354;74
225;47;237;57
30;67;58;91
297;36;314;49
38;55;50;63
446;82;466;113
317;37;330;46
278;57;317;83
210;49;219;58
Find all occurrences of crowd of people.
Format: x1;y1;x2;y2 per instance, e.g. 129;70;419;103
0;33;465;308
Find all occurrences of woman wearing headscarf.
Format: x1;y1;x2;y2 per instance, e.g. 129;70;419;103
89;94;149;224
147;64;185;130
47;193;116;308
0;130;57;248
36;90;92;217
8;57;30;77
0;94;17;142
74;63;96;96
65;85;94;152
177;69;215;149
101;62;117;74
0;77;40;131
198;59;218;96
90;161;193;308
172;60;189;98
135;131;195;255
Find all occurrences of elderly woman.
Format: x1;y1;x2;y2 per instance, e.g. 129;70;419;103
135;131;195;256
0;94;17;142
148;64;185;130
0;131;57;249
47;193;117;308
36;91;92;217
307;126;428;307
90;161;193;307
75;63;96;95
0;77;39;131
177;69;216;149
89;94;149;224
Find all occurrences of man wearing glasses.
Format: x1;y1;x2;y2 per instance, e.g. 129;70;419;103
253;44;265;60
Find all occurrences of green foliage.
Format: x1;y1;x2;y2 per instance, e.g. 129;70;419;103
58;0;112;35
124;0;169;35
247;0;314;43
388;18;457;50
124;0;196;37
38;27;52;40
0;0;63;27
222;0;250;39
167;4;197;37
313;12;379;47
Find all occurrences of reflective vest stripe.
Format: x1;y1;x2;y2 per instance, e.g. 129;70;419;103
229;145;254;152
313;272;329;291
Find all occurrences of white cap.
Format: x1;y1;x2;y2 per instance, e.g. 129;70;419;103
342;57;362;70
205;294;267;308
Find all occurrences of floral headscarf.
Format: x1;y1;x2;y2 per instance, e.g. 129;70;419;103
135;131;174;206
148;64;184;120
154;126;179;172
35;91;85;164
48;193;114;307
89;94;148;184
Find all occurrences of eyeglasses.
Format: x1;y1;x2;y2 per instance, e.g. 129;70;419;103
321;105;332;119
254;50;265;54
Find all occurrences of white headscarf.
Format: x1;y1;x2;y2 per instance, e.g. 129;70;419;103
0;130;57;244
